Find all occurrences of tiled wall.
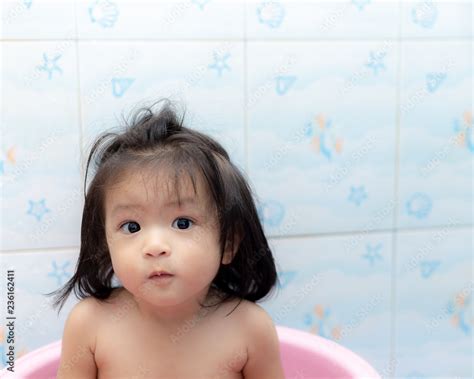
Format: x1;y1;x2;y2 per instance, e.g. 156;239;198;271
1;0;472;377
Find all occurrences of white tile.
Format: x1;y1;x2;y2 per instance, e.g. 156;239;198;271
401;0;472;38
247;41;398;236
0;250;79;356
246;0;400;40
261;232;392;375
1;42;82;250
76;0;244;40
1;0;76;39
395;228;473;377
78;41;246;171
398;41;473;229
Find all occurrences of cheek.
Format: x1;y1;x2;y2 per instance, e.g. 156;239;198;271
107;240;134;281
179;245;222;280
105;225;120;248
109;250;125;279
109;250;140;292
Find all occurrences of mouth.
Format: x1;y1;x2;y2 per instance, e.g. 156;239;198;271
149;270;173;279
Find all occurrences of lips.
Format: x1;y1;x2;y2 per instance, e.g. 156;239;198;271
149;270;173;278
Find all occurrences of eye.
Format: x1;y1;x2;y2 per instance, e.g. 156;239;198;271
172;218;194;230
120;221;141;234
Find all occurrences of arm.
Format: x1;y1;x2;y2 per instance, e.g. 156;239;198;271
56;298;98;379
242;305;286;379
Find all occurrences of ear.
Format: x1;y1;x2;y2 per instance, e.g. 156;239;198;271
222;231;242;265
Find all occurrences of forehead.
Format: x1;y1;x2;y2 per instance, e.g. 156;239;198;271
105;168;212;213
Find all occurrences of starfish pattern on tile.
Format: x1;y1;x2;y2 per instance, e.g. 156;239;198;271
208;52;231;77
362;243;383;266
366;51;386;75
48;260;71;286
348;186;368;206
37;53;62;80
27;199;50;221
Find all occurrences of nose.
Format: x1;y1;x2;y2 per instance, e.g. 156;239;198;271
142;227;171;258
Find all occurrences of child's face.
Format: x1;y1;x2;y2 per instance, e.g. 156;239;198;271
104;168;230;313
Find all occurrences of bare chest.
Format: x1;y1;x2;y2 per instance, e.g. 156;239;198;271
94;303;247;379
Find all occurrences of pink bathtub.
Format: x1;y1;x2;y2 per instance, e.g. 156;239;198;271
1;325;380;378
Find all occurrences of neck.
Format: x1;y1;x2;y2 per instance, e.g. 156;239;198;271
131;287;223;338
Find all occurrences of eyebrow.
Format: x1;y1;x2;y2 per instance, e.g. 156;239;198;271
111;197;198;215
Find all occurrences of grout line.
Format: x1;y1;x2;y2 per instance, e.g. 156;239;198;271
0;246;79;254
263;223;474;240
72;0;85;186
1;37;473;42
390;1;404;375
243;0;249;175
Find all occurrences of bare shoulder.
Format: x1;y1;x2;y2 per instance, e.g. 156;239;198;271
65;296;103;348
56;297;102;378
68;296;101;323
236;299;276;329
236;300;286;379
229;299;280;349
73;294;104;311
63;289;125;348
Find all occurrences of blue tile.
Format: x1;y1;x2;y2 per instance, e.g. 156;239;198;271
398;41;472;229
260;233;392;375
247;41;398;236
1;42;82;250
246;0;399;39
78;41;246;170
1;0;76;39
0;249;78;371
401;1;472;38
395;228;472;377
76;0;244;40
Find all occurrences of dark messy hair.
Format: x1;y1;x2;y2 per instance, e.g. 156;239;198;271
46;98;280;316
